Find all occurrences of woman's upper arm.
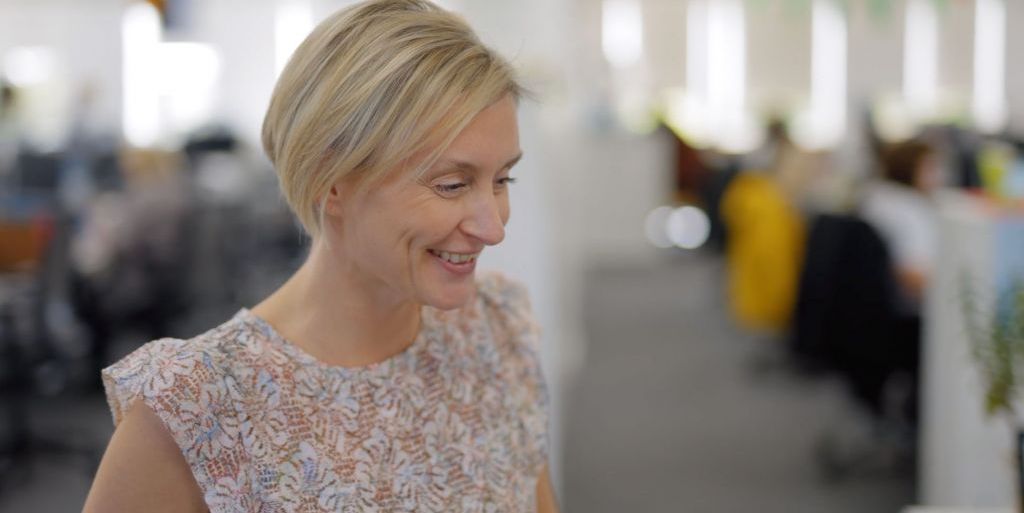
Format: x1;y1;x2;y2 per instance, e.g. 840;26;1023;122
82;401;207;513
536;464;560;513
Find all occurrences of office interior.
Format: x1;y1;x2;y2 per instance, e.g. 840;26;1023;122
1;0;1024;511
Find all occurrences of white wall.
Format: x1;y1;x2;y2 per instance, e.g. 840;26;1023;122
190;0;278;147
0;0;124;143
746;3;812;110
1008;0;1024;134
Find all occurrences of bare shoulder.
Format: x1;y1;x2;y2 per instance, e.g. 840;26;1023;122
82;401;207;513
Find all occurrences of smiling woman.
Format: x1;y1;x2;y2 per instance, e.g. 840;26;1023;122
318;96;523;312
81;1;557;512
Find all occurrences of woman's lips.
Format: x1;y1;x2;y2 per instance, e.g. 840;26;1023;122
428;249;478;275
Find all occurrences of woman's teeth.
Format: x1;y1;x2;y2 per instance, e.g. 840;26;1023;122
429;249;478;264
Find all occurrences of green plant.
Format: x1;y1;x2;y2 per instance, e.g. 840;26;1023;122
961;274;1024;418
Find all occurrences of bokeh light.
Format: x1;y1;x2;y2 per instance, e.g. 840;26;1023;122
666;206;711;250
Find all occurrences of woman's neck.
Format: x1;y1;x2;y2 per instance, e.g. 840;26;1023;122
251;240;422;367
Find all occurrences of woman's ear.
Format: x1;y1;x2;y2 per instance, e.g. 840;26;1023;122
321;182;348;217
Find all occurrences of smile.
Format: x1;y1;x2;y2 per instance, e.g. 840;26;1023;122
427;249;479;264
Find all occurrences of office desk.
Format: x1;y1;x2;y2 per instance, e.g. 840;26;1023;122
920;192;1024;507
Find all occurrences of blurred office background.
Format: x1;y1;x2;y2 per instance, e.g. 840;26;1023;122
2;0;1024;511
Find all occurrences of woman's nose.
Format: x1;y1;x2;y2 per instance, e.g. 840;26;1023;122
462;193;506;246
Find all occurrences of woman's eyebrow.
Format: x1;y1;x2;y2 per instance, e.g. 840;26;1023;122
441;152;524;173
504;153;524;169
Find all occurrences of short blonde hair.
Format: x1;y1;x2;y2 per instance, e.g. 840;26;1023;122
262;0;522;237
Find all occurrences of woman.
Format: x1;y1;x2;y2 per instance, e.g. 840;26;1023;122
83;1;557;511
860;139;939;312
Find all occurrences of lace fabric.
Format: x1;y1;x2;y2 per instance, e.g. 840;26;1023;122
103;271;548;513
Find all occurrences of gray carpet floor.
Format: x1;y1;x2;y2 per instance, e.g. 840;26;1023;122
562;253;915;513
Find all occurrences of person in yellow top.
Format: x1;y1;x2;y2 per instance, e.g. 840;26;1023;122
720;165;806;333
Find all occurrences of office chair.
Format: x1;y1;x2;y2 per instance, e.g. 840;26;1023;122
791;213;920;480
0;203;100;493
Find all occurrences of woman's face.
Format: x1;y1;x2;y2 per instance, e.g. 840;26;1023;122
914;153;940;193
325;95;522;310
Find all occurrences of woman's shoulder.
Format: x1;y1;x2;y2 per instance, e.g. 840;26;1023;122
471;271;550;468
471;270;539;338
474;270;532;315
469;270;543;366
101;312;262;425
99;314;265;507
862;181;929;212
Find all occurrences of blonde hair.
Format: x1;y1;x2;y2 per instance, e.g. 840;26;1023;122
262;0;523;237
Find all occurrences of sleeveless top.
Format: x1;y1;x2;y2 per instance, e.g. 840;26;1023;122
102;272;549;513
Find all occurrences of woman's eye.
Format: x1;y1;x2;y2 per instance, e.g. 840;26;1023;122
496;177;517;187
435;183;466;194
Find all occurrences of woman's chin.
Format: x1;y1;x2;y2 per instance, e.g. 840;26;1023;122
421;284;476;311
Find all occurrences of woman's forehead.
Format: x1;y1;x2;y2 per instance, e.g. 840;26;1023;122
431;153;524;174
435;101;521;167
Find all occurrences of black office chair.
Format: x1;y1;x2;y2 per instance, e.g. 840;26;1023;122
791;213;920;480
0;211;100;493
0;149;102;492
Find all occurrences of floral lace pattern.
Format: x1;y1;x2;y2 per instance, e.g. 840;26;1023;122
103;272;548;513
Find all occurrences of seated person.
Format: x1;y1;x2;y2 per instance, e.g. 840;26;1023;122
860;140;940;313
